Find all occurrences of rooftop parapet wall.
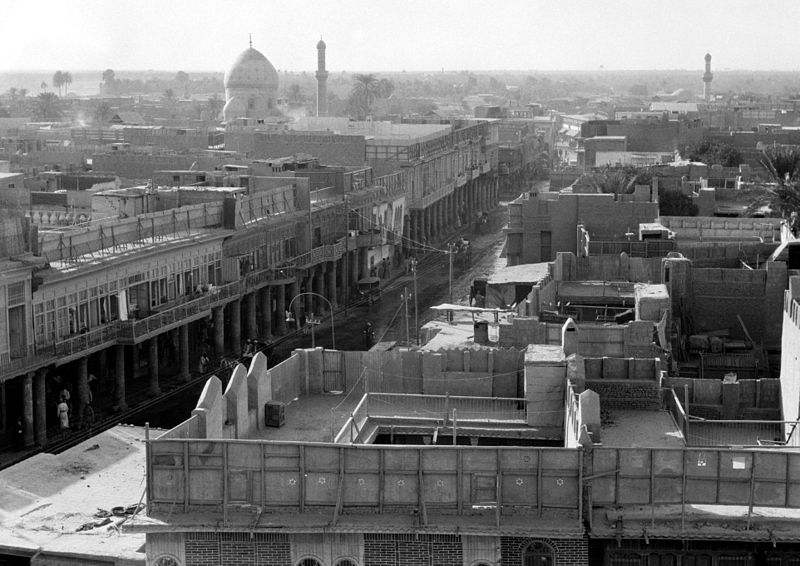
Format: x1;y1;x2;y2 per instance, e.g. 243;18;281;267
686;262;787;346
361;348;523;398
659;216;782;242
590;446;800;510
147;440;583;521
499;318;659;359
666;377;781;420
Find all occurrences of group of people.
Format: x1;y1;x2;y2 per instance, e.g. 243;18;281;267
369;257;393;279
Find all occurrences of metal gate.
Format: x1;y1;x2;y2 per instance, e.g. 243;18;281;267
322;349;345;393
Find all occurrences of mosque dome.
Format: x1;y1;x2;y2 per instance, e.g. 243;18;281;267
224;47;279;91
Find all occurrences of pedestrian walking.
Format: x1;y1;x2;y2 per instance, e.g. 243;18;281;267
57;396;70;431
363;322;375;350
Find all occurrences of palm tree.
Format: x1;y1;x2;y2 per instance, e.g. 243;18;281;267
745;146;800;217
63;72;73;96
348;73;380;119
52;71;64;96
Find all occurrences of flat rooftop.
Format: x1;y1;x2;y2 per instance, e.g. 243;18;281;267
250;392;362;443
600;409;685;448
0;425;148;563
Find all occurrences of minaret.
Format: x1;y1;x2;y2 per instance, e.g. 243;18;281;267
703;53;713;102
315;38;329;117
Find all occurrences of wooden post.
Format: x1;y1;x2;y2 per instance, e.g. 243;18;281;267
184;442;190;513
747;453;756;530
537;449;543;517
495;448;502;527
681;451;688;532
299;445;306;512
222;442;229;526
379;448;385;513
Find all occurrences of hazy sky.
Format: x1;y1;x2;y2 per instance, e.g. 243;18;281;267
4;0;800;73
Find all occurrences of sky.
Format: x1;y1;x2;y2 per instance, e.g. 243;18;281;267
3;0;800;73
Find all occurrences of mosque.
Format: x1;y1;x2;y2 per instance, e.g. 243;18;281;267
222;38;280;122
223;37;329;122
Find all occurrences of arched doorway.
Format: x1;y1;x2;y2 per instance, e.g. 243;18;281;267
522;540;555;566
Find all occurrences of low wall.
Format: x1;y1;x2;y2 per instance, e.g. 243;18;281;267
361;348;523;398
660;216;782;242
585;380;662;410
665;377;783;420
499;318;659;359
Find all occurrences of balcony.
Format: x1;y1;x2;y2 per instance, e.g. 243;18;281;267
117;281;241;343
242;265;296;294
355;229;386;248
1;324;120;378
295;241;346;269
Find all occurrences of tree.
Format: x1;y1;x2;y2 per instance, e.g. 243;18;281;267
40;81;48;93
684;140;742;167
101;69;117;95
33;92;63;121
206;94;223;119
52;71;64;96
0;103;9;118
63;72;72;95
163;88;175;102
287;83;303;103
93;101;112;125
659;189;698;216
348;73;380;119
744;145;800;217
378;78;394;99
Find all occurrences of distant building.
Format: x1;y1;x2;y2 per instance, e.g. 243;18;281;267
223;41;279;123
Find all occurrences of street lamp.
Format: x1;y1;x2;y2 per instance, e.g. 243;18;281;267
286;292;336;349
410;257;419;345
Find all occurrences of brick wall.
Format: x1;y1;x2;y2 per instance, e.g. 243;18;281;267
586;380;662;410
363;534;463;566
501;536;589;566
184;532;290;566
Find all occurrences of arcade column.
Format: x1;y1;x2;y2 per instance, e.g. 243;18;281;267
213;306;225;356
115;345;128;411
259;286;272;340
275;283;286;335
179;324;190;382
34;369;46;447
246;292;257;340
22;372;34;448
148;338;160;397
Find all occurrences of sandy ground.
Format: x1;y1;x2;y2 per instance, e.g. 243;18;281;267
0;425;151;562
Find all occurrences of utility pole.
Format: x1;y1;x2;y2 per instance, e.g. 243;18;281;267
448;242;454;304
401;287;410;346
343;194;349;317
411;257;419;346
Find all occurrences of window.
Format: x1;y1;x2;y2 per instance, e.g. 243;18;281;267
334;560;358;566
297;558;323;566
472;474;497;504
522;541;554;566
154;556;180;566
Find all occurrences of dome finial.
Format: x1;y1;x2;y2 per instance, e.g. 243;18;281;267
249;33;252;48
